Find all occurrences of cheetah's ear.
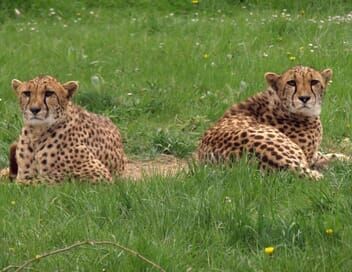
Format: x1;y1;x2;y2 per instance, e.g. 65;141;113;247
321;69;333;85
11;79;23;94
63;81;79;98
264;72;280;91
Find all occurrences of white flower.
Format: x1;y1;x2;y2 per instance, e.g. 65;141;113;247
14;8;21;16
91;75;101;87
239;81;248;92
224;196;232;203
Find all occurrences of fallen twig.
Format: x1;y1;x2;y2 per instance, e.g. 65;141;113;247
1;240;165;272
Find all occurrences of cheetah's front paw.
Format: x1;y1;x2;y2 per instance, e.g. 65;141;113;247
310;170;324;181
0;168;10;179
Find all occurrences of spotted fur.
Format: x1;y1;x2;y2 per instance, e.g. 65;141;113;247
11;75;126;184
198;66;349;180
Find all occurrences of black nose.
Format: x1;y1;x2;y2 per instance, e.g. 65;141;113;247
298;96;311;104
30;107;41;115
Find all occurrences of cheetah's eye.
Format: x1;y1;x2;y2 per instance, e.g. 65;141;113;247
22;91;31;97
311;80;320;86
45;91;55;97
287;80;296;87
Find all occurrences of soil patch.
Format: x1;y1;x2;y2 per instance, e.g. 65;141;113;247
123;154;188;180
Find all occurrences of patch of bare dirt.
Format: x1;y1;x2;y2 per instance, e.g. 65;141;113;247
123;154;188;180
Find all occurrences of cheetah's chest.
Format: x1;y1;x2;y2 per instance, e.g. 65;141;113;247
16;125;76;179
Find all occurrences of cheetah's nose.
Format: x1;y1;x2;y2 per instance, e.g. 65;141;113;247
298;96;311;104
30;107;41;115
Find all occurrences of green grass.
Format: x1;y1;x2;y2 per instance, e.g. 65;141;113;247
1;1;352;270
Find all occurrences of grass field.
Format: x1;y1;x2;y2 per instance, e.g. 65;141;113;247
1;1;352;271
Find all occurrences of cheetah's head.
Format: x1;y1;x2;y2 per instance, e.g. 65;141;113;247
265;66;332;117
12;75;78;126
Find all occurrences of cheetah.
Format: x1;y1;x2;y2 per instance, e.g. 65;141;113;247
198;66;350;180
10;75;126;184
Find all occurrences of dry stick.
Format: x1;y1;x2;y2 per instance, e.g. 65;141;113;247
1;240;166;272
0;267;32;272
2;264;33;271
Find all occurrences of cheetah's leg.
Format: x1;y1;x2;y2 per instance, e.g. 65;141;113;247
198;126;323;180
72;158;112;183
311;151;351;170
4;145;112;184
243;128;323;180
219;127;323;180
68;146;113;183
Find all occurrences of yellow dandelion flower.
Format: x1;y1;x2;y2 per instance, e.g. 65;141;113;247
192;0;199;4
203;53;209;59
264;246;275;255
11;201;15;205
325;228;333;235
289;56;296;61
